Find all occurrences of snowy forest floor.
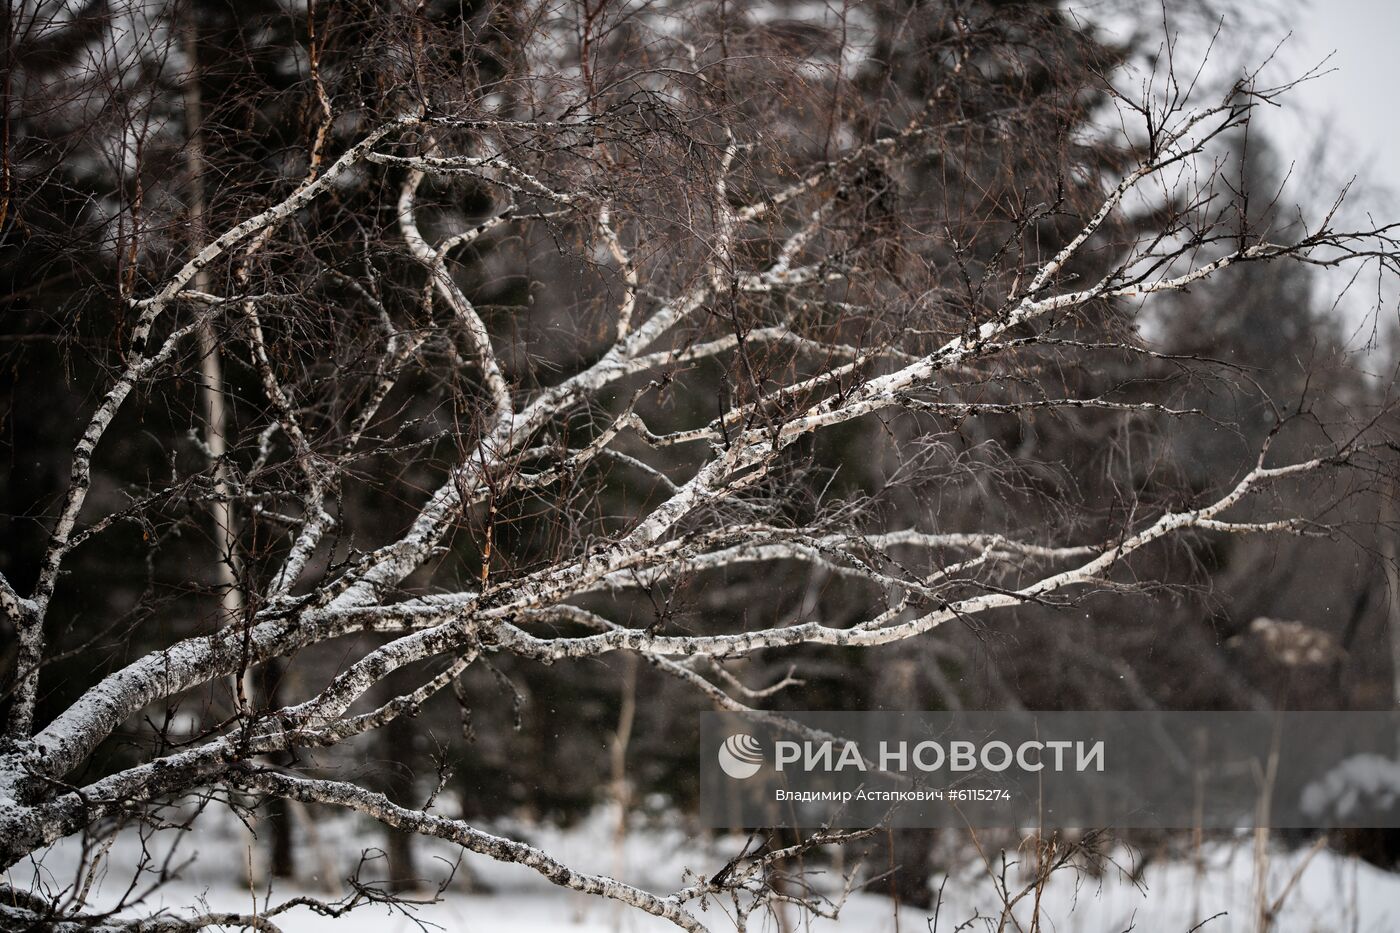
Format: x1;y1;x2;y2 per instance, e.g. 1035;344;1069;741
13;803;1400;932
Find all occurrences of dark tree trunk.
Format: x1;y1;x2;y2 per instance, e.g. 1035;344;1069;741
864;655;939;910
262;659;297;879
380;720;420;891
265;794;296;880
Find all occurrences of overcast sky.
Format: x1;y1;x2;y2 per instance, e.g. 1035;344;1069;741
1280;0;1400;205
1263;0;1399;339
1072;0;1400;341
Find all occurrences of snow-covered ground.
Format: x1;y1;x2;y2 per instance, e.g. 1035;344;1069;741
13;804;1400;932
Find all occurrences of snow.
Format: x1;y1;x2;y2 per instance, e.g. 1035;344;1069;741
16;804;1400;932
1302;754;1400;822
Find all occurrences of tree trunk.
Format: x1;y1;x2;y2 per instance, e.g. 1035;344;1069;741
262;660;296;879
865;655;937;909
381;720;419;891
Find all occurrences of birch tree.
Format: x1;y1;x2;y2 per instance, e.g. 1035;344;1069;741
1;1;1397;929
